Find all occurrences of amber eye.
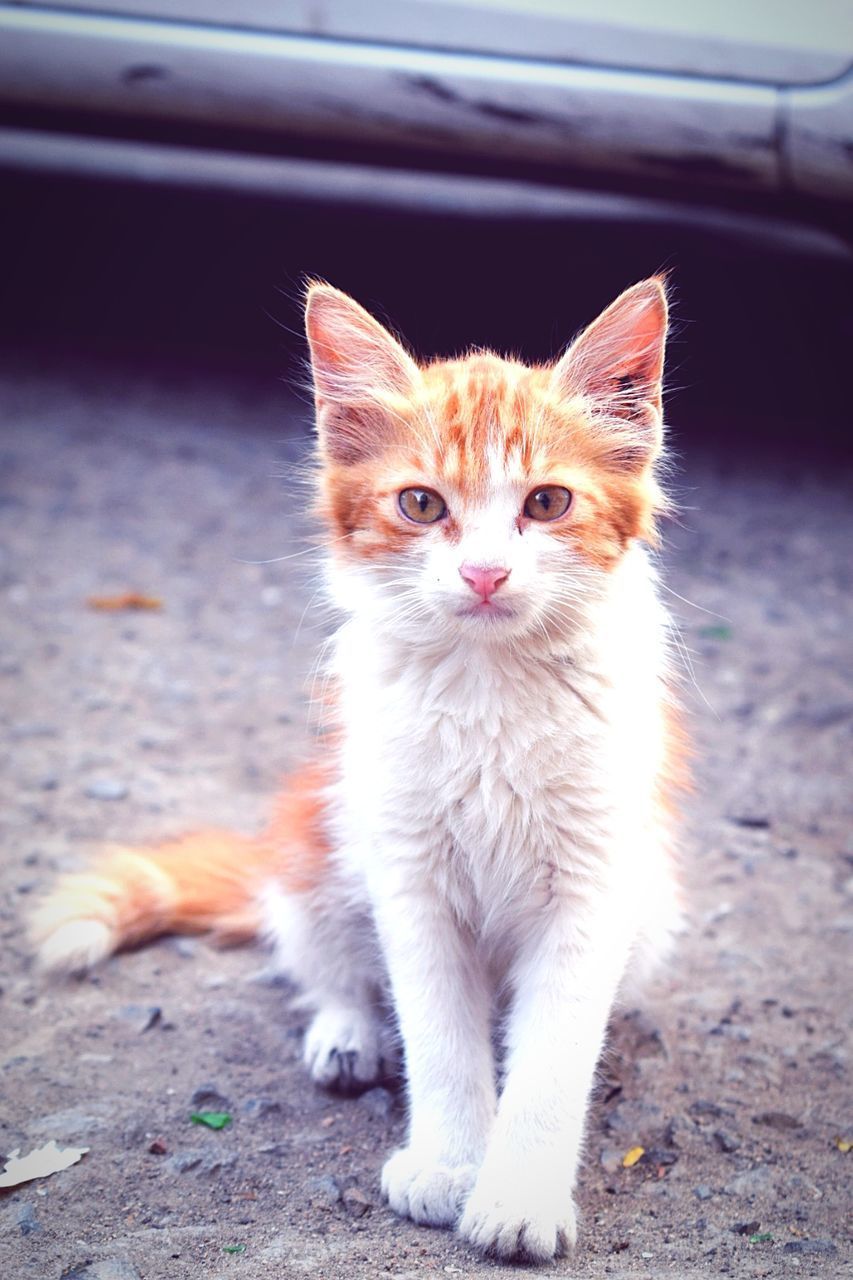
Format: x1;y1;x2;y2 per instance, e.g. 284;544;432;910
398;487;447;524
523;486;572;521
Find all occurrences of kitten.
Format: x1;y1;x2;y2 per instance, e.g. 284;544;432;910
33;278;685;1262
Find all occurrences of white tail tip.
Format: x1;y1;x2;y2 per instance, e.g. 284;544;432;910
36;919;114;974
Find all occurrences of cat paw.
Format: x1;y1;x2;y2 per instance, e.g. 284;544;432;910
459;1175;577;1262
303;1005;389;1093
382;1147;478;1227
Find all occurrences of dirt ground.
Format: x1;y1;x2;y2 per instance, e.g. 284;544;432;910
1;349;851;1280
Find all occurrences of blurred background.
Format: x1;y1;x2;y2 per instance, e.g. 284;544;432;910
1;0;852;435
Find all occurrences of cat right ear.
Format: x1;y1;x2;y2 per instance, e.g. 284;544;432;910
305;284;420;464
551;277;668;470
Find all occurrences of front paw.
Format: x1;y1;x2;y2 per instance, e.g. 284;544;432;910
459;1171;577;1263
303;1005;393;1093
381;1146;478;1227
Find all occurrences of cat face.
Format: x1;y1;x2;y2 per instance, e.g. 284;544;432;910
306;281;669;644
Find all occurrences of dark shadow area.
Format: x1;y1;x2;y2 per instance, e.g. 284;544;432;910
1;171;851;454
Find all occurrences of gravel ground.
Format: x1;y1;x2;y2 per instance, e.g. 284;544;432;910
1;349;851;1280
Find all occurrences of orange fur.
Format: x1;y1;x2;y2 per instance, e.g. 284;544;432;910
313;279;670;575
262;759;332;894
31;759;331;971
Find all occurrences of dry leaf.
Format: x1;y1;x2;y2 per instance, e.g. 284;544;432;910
87;591;162;612
0;1140;89;1188
622;1145;645;1168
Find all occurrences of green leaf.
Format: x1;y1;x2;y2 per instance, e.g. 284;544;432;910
749;1233;773;1244
190;1111;232;1130
699;624;733;641
222;1244;246;1254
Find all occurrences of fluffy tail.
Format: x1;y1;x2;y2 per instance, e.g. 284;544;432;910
31;761;331;974
30;829;278;974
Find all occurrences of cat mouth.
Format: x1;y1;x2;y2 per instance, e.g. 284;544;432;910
455;600;516;621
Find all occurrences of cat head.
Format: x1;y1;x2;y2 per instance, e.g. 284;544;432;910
305;279;670;645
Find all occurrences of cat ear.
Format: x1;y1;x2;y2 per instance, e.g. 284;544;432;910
552;277;668;468
305;283;420;464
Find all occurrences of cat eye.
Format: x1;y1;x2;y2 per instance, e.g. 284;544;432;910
398;487;447;524
523;486;572;522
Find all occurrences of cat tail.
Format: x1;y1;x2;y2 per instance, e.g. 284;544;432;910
30;829;275;975
31;763;331;974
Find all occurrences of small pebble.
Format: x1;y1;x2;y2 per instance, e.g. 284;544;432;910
258;1142;289;1160
783;1240;837;1256
342;1186;372;1217
752;1111;802;1131
242;1097;282;1120
165;1151;203;1174
310;1174;342;1207
693;1185;713;1201
115;1004;161;1033
713;1129;741;1153
198;1153;237;1178
84;778;128;801
190;1083;230;1111
688;1100;727;1122
606;1098;662;1134
728;813;771;829
16;1202;40;1235
724;1164;773;1197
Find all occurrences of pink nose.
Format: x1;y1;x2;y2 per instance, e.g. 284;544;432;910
459;563;510;601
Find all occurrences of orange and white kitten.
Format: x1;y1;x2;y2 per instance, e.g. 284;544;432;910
34;278;685;1263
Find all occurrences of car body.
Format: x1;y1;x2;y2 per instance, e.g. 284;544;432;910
1;1;851;250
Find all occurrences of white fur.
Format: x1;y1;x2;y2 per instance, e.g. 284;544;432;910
35;918;114;975
263;471;681;1261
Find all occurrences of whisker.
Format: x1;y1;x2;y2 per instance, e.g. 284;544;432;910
659;581;730;621
235;532;352;566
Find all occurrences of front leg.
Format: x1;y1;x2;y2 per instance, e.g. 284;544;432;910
373;883;496;1228
460;897;631;1262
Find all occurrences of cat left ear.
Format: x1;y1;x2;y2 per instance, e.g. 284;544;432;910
305;284;421;464
552;277;668;467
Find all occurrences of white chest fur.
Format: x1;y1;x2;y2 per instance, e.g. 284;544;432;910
327;545;670;938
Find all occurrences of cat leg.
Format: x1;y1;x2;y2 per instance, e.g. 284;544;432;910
261;880;393;1092
459;896;631;1262
374;886;496;1228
